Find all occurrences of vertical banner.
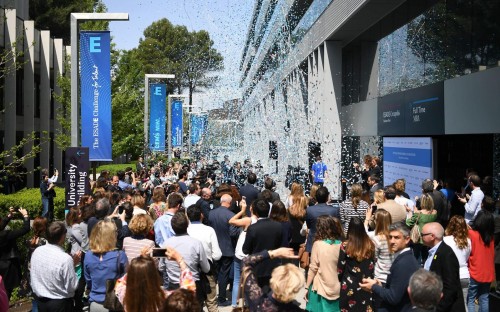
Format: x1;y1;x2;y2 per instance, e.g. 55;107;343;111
171;100;183;147
65;147;90;209
190;114;208;145
80;31;112;161
149;84;166;151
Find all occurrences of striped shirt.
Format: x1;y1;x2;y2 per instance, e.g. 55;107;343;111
340;200;369;233
368;231;394;283
122;237;156;263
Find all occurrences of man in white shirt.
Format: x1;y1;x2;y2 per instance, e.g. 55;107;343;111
31;221;80;312
183;183;201;209
187;205;222;312
458;175;484;224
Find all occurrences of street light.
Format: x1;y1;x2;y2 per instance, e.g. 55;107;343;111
70;13;129;147
168;94;188;161
144;74;175;156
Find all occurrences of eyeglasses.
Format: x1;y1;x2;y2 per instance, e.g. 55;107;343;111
421;233;433;237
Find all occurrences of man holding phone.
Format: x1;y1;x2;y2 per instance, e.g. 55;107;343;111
458;174;484;224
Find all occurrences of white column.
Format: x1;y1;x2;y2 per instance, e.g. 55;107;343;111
53;38;65;177
39;30;51;170
3;9;17;162
23;20;35;187
322;41;343;198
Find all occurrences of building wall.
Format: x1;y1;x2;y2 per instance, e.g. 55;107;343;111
0;8;67;188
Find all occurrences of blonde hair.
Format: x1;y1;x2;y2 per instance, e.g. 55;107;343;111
420;193;434;212
129;214;153;236
289;196;307;220
350;183;363;209
270;264;305;303
374;189;386;204
131;194;145;208
89;220;117;253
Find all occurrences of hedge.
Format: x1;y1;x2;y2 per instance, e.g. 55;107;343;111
94;163;136;175
0;187;66;220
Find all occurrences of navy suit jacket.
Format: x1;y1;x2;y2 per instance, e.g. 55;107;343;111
372;249;420;312
239;183;260;216
208;207;240;257
305;203;340;252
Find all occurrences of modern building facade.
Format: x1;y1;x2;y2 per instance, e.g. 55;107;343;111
240;0;500;198
1;0;68;189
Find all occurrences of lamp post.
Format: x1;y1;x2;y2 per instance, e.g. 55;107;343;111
167;94;188;161
70;13;129;147
144;74;175;158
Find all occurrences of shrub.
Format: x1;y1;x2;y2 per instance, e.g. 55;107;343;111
0;187;66;220
94;163;136;175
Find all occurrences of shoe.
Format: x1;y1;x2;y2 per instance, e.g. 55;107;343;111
218;300;231;307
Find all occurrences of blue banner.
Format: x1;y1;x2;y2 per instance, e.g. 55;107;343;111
80;31;112;161
149;84;166;151
171;100;183;147
190;114;208;145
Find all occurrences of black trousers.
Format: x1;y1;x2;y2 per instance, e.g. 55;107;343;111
37;297;73;312
216;256;233;302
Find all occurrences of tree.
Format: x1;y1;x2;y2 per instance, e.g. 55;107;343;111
29;0;107;45
136;18;224;107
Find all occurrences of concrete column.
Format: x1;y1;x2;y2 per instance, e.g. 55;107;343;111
3;9;17;163
39;30;51;170
53;38;64;179
322;41;343;198
361;41;379;101
23;20;35;188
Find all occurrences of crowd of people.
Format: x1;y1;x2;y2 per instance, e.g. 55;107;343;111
0;154;499;312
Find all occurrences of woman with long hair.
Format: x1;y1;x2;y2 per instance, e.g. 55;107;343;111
131;194;147;215
270;200;292;248
286;182;305;208
406;193;437;263
443;215;470;309
305;216;344;311
288;196;308;256
148;187;167;221
340;184;369;234
84;220;128;311
115;247;196;312
338;217;375;311
364;208;393;285
309;184;319;206
467;210;495;312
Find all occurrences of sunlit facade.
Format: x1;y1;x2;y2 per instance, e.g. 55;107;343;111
241;0;500;198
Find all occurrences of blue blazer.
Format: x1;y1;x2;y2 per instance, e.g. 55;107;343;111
305;203;340;252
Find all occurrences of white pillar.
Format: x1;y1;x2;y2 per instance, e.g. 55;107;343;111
53;38;65;177
39;30;51;170
23;20;35;187
3;9;17;163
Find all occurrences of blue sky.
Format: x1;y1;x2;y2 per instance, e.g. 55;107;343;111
103;0;255;109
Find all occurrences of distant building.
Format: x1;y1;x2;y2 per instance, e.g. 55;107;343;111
1;0;68;188
241;0;500;198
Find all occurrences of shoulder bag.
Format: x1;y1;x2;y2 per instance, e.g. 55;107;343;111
410;214;422;244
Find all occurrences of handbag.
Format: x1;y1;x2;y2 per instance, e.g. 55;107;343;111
231;266;250;312
410;214;422;243
298;243;310;269
103;251;124;311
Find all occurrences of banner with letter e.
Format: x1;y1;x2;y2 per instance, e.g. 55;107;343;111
80;31;112;161
190;114;208;145
65;147;90;209
149;84;166;151
171;100;183;147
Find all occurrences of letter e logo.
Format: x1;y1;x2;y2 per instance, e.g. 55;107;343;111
90;36;101;53
154;87;162;96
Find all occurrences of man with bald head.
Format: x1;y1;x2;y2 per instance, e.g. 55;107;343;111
421;222;465;312
208;194;240;306
199;187;214;225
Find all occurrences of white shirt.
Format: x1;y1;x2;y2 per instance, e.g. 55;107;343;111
187;222;222;262
424;241;443;270
30;243;78;299
183;194;201;209
464;187;484;224
443;236;471;279
132;207;147;215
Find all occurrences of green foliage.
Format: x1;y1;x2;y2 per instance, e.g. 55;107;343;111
29;0;108;45
95;163;136;175
53;57;72;151
0;187;66;220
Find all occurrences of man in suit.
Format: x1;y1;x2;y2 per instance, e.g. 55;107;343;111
368;174;382;201
305;186;340;253
421;179;449;226
421;222;465;312
378;186;407;223
136;156;146;173
208;194;240;306
243;199;283;292
360;222;420;312
239;172;260;216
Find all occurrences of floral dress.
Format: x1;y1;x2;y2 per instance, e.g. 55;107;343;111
338;242;374;312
